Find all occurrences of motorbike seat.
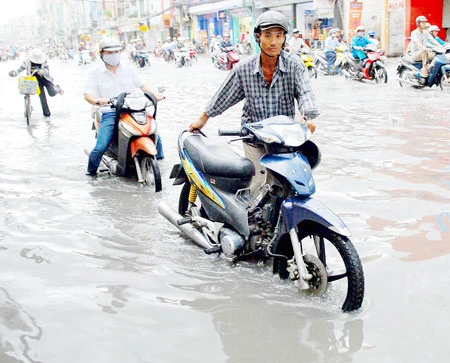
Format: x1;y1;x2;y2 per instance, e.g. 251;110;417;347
184;134;255;178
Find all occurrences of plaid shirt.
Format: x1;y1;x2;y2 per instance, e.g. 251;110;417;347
206;50;317;124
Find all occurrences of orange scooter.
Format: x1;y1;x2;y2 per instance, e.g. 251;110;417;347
91;92;162;191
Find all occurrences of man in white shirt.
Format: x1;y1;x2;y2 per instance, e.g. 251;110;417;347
288;28;309;53
410;15;440;77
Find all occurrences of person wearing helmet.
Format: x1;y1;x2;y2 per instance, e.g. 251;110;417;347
350;25;373;63
83;37;165;176
409;15;440;77
189;10;318;195
367;30;379;47
288;28;310;53
324;28;341;74
8;48;64;117
428;25;446;46
220;33;233;50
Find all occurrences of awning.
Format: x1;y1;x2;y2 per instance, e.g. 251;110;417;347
189;0;244;15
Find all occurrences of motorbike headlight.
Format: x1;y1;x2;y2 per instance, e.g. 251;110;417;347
132;112;147;125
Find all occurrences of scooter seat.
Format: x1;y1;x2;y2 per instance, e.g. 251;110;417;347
184;134;255;178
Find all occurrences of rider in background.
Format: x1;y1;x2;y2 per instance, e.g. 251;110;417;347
8;48;63;117
368;31;380;47
428;25;446;46
189;10;318;195
220;33;233;51
350;26;372;64
288;28;310;52
324;28;341;74
409;16;441;78
83;37;165;176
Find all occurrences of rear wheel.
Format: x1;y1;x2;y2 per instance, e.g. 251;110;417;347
178;181;207;218
274;224;365;312
439;71;450;91
398;68;415;87
140;156;162;192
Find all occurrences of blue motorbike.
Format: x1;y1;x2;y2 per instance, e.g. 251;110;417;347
158;115;365;312
135;50;150;68
396;45;450;90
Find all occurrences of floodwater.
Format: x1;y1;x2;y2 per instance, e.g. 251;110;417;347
0;52;449;363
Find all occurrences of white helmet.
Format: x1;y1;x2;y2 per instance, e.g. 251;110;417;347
429;25;440;32
30;48;47;64
99;37;122;53
356;26;365;33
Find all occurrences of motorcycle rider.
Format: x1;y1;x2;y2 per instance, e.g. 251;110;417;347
428;25;446;46
350;26;373;65
220;33;233;50
83;37;165;176
368;31;380;47
8;48;64;117
189;10;318;195
409;15;441;78
288;28;310;52
324;28;341;74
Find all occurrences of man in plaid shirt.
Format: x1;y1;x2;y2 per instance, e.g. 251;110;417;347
189;10;318;194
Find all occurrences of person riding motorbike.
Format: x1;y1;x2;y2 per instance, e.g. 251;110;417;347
288;28;310;52
428;25;446;46
409;15;441;78
8;48;64;117
220;33;233;50
188;10;318;195
324;28;341;74
83;37;165;176
350;26;373;64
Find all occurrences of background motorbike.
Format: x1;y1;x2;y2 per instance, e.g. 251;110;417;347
211;45;239;70
396;45;450;90
90;92;162;191
314;44;347;75
174;47;192;67
341;44;388;83
135;50;151;68
299;48;318;78
158;115;365;312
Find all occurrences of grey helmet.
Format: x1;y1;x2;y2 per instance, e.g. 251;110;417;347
254;10;289;35
416;15;428;26
30;48;47;64
98;37;122;53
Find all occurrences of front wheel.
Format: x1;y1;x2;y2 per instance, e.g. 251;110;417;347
274;224;365;312
373;65;388;83
24;95;31;125
439;71;450;91
140;156;162;192
307;65;318;79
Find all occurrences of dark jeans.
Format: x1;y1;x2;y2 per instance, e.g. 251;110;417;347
37;76;59;116
325;51;337;74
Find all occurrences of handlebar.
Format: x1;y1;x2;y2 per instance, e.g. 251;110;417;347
218;128;242;137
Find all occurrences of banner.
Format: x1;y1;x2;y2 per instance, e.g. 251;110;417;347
348;1;363;39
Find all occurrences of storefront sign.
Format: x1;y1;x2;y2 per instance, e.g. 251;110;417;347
388;0;405;10
348;1;363;38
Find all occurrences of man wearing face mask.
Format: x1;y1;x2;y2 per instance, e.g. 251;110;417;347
83;37;165;176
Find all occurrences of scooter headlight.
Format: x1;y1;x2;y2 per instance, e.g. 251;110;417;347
132;112;147;125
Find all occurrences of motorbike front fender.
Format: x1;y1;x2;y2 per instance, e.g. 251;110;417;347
130;137;156;158
281;197;351;237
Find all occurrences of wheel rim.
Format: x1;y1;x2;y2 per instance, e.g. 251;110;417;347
440;72;450;91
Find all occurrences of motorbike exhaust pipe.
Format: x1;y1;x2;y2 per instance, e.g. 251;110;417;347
158;201;214;250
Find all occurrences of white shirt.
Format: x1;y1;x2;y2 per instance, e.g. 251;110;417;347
84;63;144;99
289;37;308;52
410;29;434;53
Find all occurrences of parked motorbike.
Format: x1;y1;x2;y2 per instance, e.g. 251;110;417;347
135;50;151;68
90;92;162;191
341;43;387;83
396;45;450;90
158;115;365;312
174;47;192;67
314;44;347;75
211;46;240;70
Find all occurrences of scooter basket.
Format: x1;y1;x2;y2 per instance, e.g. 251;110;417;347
18;76;40;95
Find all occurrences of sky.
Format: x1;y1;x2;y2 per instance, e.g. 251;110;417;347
0;0;37;25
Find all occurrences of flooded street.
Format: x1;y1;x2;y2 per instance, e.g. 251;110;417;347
0;53;449;363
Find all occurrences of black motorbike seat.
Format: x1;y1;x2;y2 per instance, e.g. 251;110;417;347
183;134;255;178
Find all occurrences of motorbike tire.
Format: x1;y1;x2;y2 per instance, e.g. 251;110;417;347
439;70;450;91
178;182;207;218
373;66;388;84
140;156;162;192
398;68;415;88
274;223;364;312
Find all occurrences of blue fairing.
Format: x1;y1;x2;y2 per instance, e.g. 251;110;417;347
260;152;315;196
281;197;351;236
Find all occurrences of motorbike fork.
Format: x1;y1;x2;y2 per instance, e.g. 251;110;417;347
289;228;313;290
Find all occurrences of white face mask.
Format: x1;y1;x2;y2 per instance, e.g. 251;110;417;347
103;53;121;66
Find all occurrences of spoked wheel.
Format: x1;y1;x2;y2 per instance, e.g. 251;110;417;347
140;156;162;192
439;71;450;91
24;95;31;125
374;67;388;83
398;68;419;88
274;223;365;312
308;66;318;79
